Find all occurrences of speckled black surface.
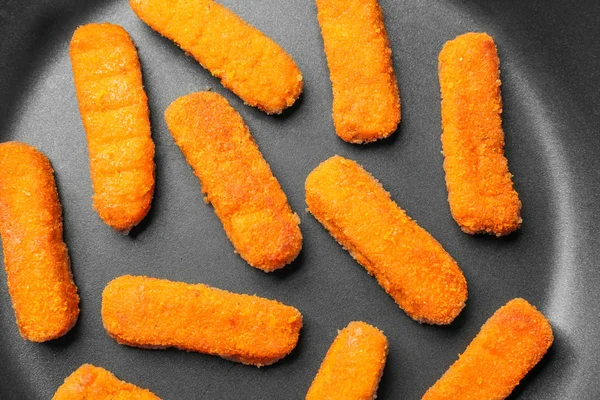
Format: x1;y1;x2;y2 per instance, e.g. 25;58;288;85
0;0;599;398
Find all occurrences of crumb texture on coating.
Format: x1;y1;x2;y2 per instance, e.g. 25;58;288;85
70;23;155;232
101;275;303;366
439;32;521;236
165;92;302;272
316;0;400;143
306;321;388;400
130;0;303;114
423;298;553;400
305;156;467;325
52;364;160;400
0;142;79;342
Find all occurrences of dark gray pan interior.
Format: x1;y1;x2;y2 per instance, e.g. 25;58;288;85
0;0;599;398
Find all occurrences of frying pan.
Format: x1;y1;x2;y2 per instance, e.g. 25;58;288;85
0;0;599;398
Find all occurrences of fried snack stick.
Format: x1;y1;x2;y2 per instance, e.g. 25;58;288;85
53;364;160;400
423;298;553;399
130;0;303;114
70;23;155;233
305;156;467;324
439;33;521;236
165;92;302;272
102;275;303;366
0;142;79;342
316;0;400;143
306;321;388;400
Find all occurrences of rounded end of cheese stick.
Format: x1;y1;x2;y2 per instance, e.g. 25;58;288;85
306;321;388;400
52;364;160;400
305;155;467;325
228;207;303;272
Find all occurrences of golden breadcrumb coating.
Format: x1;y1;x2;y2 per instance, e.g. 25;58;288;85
52;364;160;400
130;0;303;114
165;92;302;272
423;298;553;399
70;23;155;233
305;156;467;324
0;142;79;342
306;321;388;400
439;32;521;236
316;0;400;143
102;275;303;366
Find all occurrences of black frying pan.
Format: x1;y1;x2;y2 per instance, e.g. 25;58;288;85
0;0;599;398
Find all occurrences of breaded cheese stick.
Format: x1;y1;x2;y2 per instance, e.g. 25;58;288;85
305;156;467;324
102;275;303;366
439;32;521;236
165;92;302;272
423;298;553;399
130;0;303;114
53;364;160;400
306;321;388;400
70;23;155;233
0;142;79;342
316;0;400;143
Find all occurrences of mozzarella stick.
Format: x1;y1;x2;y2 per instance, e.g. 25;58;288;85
423;298;553;400
130;0;303;114
439;32;521;236
306;321;388;400
305;156;467;324
165;92;302;272
70;23;155;233
0;142;79;342
316;0;400;143
53;364;160;400
102;275;303;366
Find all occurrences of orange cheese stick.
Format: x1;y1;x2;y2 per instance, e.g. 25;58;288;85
130;0;303;114
306;321;388;400
165;92;302;272
316;0;400;143
102;275;303;366
70;23;155;233
439;32;521;236
423;298;553;399
53;364;160;400
0;142;79;342
305;156;467;324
